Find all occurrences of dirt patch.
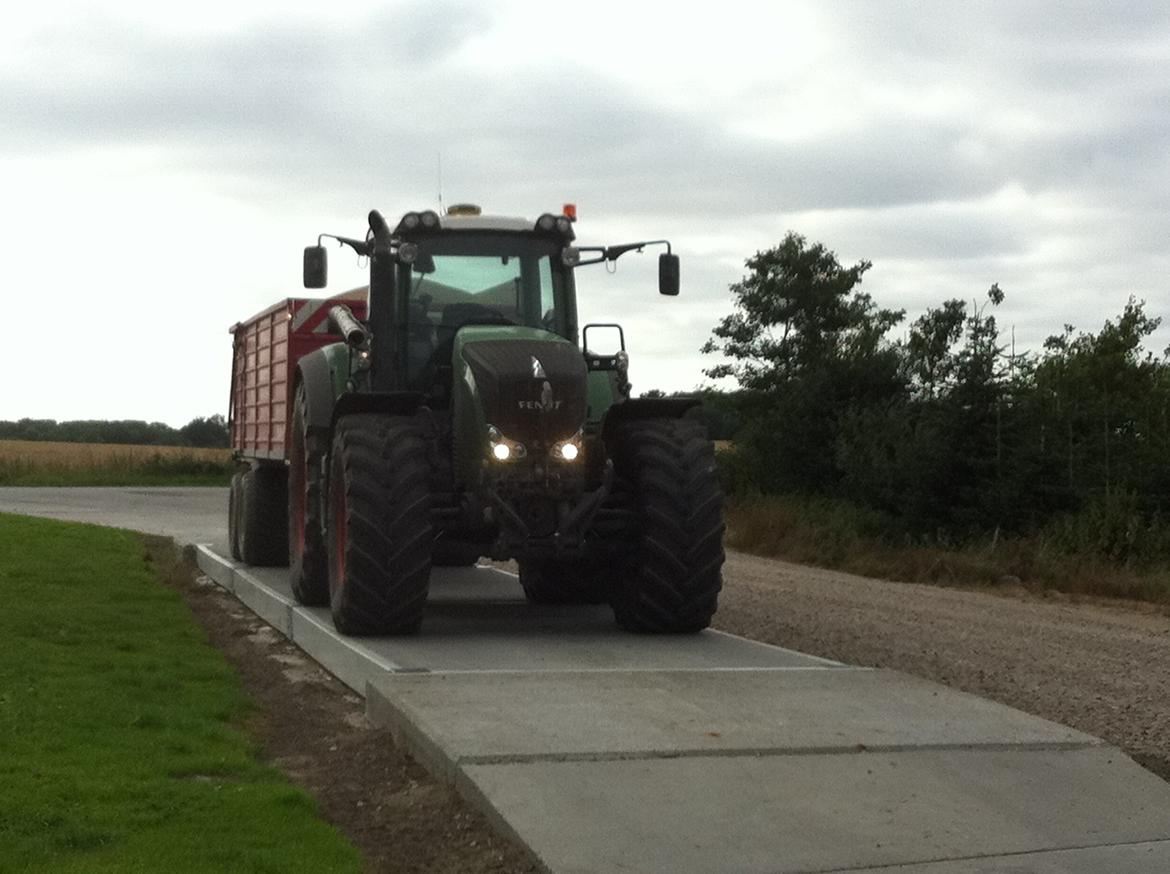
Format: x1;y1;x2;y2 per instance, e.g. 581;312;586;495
149;539;538;874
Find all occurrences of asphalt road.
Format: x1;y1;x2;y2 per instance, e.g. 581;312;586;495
0;486;228;554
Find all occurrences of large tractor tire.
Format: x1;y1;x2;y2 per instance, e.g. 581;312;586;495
288;383;329;605
518;559;609;604
228;470;243;561
238;464;289;567
608;417;724;632
326;414;433;635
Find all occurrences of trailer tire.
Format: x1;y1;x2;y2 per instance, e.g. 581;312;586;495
608;417;724;633
228;470;243;561
518;559;609;604
327;414;433;635
239;465;289;567
289;383;329;605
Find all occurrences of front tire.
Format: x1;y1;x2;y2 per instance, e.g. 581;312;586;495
327;414;433;635
608;418;724;632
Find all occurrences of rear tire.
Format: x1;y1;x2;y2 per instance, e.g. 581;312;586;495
518;559;609;604
608;418;724;632
288;382;329;605
239;464;289;567
327;414;433;635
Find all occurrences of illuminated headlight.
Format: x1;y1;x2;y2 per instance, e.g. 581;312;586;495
487;425;526;462
355;349;372;370
551;431;583;462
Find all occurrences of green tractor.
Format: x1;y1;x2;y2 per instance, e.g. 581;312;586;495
289;204;724;635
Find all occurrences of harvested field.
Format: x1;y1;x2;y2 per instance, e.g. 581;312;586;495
0;439;232;486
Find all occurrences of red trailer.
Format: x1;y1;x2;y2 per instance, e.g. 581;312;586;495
227;287;368;562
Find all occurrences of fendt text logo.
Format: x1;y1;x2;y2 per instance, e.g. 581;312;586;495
518;380;563;412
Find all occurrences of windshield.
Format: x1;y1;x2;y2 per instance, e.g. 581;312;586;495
401;233;567;390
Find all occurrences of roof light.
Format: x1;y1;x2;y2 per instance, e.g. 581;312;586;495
420;210;439;228
447;203;482;216
563;203;577;221
399;212;420;231
536;214;556;231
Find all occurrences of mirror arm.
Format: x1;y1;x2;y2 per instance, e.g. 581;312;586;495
318;233;371;258
605;239;671;260
573;241;673;267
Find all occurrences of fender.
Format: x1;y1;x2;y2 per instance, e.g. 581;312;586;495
331;391;423;427
600;396;701;445
294;349;339;456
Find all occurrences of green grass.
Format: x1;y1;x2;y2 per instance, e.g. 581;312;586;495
0;513;360;873
726;494;1170;604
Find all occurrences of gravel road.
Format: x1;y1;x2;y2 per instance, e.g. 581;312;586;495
714;549;1170;781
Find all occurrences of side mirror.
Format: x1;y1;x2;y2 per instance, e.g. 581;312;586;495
658;253;680;296
303;246;327;289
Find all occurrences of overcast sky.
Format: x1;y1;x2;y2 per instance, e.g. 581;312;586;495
3;0;1168;426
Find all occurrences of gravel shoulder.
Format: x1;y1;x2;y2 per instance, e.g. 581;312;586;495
713;549;1170;781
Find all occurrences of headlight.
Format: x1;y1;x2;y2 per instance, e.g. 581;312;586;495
551;430;583;462
487;425;526;462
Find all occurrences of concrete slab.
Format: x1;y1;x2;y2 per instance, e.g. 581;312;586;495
460;748;1170;874
231;560;839;674
290;607;404;693
850;840;1170;873
195;544;235;591
367;669;1095;772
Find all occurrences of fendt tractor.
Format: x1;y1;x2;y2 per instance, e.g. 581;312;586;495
227;204;724;635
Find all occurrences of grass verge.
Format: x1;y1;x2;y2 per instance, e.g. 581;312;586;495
0;513;360;873
726;494;1170;604
0;440;232;486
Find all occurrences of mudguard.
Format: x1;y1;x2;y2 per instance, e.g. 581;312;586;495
295;349;337;455
600;397;701;445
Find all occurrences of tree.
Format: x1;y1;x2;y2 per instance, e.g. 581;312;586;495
179;415;230;448
702;232;904;494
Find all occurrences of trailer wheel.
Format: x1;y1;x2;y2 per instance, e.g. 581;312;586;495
518;559;609;604
239;464;289;567
608;418;724;632
228;470;243;561
327;414;433;635
288;383;328;604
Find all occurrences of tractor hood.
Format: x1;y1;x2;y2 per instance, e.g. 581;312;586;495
454;326;587;443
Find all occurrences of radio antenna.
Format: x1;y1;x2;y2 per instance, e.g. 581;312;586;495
437;152;444;215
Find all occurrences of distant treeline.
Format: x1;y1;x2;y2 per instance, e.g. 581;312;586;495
681;232;1170;565
0;415;230;449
